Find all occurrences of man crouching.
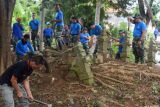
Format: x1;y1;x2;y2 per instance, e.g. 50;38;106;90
0;55;45;107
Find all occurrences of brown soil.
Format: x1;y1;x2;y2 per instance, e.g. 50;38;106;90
30;60;160;107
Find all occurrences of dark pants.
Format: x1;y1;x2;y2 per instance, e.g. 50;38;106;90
82;43;89;54
115;52;121;60
155;34;157;39
132;37;144;64
31;30;40;51
71;35;78;44
44;36;52;47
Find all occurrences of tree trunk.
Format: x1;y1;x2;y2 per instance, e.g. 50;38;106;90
0;0;16;74
138;0;146;17
138;0;153;25
95;0;101;25
144;0;153;25
40;0;45;51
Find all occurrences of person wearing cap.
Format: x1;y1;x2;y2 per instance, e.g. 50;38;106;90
0;55;45;107
90;23;102;54
29;13;40;51
112;30;126;60
16;34;34;61
80;27;90;54
12;18;24;50
43;22;53;47
128;14;147;63
52;3;64;50
70;16;82;45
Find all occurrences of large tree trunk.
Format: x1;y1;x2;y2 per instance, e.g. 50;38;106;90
95;0;101;25
138;0;153;25
39;0;45;51
138;0;146;17
0;0;16;74
144;0;153;25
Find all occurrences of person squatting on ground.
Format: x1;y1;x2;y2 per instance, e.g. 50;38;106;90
70;16;82;45
0;55;45;107
52;3;64;50
16;34;34;61
128;14;147;64
80;27;90;54
12;18;24;51
43;22;53;47
112;30;126;60
29;13;40;51
90;23;102;54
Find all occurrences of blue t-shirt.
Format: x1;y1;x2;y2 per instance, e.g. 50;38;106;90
16;40;34;57
43;28;53;37
90;25;102;36
55;10;64;27
12;22;24;40
0;61;33;86
29;19;40;30
154;28;159;35
133;21;147;38
118;36;125;53
70;22;81;35
80;33;90;44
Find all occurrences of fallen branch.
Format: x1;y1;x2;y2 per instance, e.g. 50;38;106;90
94;73;134;86
105;99;125;107
94;77;118;92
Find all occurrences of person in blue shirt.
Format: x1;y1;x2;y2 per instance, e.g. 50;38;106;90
70;16;82;45
52;3;64;50
43;22;53;47
16;34;34;61
52;3;64;29
154;26;159;40
12;18;24;50
29;13;40;51
112;30;126;60
90;24;102;37
80;27;90;54
128;14;147;63
90;23;102;54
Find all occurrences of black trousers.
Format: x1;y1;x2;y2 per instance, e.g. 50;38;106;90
132;37;144;63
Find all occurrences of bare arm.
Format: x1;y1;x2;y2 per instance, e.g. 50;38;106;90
23;77;33;100
127;17;135;24
112;37;119;42
52;19;62;23
141;30;146;41
11;75;23;98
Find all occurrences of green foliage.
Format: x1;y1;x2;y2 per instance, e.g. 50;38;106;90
43;0;106;27
119;22;127;31
12;0;41;32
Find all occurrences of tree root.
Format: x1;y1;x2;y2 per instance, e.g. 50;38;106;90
105;99;125;107
94;73;134;86
94;77;119;92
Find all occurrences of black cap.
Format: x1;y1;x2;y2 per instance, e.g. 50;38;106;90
71;16;77;19
82;27;88;31
133;14;142;19
23;34;30;39
54;3;61;6
119;30;125;34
